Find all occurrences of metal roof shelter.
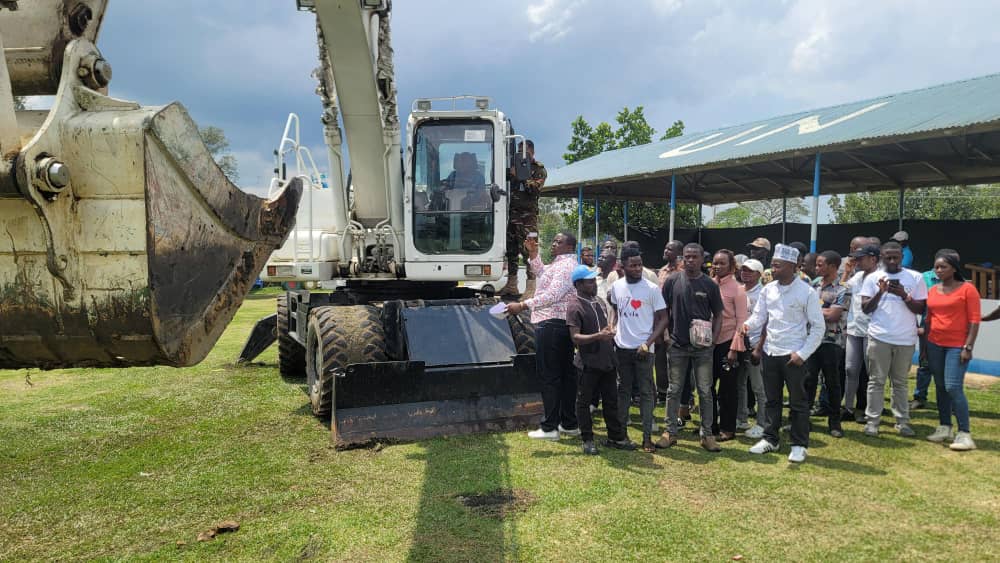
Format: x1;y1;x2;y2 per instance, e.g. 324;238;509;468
543;73;1000;250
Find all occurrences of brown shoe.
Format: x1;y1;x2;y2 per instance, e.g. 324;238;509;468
655;432;677;449
718;431;736;442
701;436;722;452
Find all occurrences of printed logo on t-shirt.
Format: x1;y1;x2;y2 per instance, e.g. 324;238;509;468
617;296;645;318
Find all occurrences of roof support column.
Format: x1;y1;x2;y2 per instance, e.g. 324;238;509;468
624;200;629;242
595;197;600;249
669;174;677;242
577;186;583;258
898;186;905;231
697;202;703;245
811;153;821;253
782;197;787;243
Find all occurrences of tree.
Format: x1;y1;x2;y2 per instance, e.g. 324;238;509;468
560;108;698;242
828;186;1000;223
198;125;239;182
706;198;808;228
750;198;808;224
707;206;764;228
613;106;655;147
660;119;684;141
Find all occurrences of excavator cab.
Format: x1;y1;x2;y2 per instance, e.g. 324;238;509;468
0;1;300;369
403;99;509;283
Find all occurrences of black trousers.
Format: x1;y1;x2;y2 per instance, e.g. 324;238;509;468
712;340;739;434
655;342;670;397
805;343;844;431
576;366;625;442
762;354;810;447
535;320;578;432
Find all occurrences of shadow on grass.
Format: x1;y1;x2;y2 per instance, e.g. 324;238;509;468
406;433;520;561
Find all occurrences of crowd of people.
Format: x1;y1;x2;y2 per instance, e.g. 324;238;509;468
509;229;993;464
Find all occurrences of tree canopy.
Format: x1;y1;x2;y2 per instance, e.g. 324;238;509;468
707;198;809;228
560;106;698;244
198;125;239;182
828;186;1000;223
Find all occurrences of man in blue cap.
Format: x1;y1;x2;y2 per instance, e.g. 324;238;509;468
567;264;635;454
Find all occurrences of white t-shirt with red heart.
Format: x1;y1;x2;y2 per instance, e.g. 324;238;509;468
609;277;667;351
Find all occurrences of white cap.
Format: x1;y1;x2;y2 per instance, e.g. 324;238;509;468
891;230;909;242
741;258;765;273
772;243;799;264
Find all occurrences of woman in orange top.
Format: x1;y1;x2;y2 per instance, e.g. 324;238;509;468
924;250;981;451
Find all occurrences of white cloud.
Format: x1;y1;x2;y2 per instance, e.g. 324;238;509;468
526;0;587;42
649;0;684;15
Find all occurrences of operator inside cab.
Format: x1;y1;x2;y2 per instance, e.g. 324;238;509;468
441;152;490;211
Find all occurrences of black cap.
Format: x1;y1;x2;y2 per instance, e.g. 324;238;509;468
850;243;880;258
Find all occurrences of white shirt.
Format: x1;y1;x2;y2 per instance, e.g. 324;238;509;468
609;277;666;350
745;278;824;360
596;273;614;302
845;270;874;338
858;268;928;346
744;282;764;347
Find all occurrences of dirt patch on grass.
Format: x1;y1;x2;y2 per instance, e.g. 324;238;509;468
965;373;998;390
455;488;535;518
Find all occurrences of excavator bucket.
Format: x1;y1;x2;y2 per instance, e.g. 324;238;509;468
0;33;301;369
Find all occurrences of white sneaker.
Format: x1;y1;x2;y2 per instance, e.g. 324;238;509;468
736;421;752;431
950;432;977;451
788;445;808;463
926;425;954;443
528;428;559;440
558;424;581;437
749;439;779;454
863;422;879;437
745;425;765;439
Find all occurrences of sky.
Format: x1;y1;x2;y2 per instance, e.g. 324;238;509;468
93;0;1000;222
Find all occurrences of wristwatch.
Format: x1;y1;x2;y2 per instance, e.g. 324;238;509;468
963;345;973;352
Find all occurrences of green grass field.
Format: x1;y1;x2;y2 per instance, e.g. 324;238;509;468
2;292;999;561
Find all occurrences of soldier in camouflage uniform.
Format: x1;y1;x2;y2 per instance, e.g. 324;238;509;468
499;140;547;297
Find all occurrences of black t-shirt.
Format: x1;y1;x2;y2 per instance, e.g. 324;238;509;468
661;271;724;347
566;296;615;371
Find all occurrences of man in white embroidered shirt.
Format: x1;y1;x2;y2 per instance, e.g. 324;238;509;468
741;244;824;463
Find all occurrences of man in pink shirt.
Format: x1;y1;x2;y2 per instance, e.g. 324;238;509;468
711;250;748;441
507;232;580;440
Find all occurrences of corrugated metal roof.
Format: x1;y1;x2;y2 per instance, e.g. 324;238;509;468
543;73;1000;202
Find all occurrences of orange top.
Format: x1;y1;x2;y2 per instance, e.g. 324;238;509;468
927;282;981;348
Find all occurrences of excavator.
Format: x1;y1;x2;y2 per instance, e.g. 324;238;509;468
0;0;301;369
239;0;543;447
1;0;542;447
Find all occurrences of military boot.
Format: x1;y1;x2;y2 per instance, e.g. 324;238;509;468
497;275;519;296
521;279;536;301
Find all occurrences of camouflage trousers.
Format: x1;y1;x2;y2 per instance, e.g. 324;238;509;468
506;214;537;280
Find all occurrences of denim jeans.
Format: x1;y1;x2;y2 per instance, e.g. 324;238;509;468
616;348;655;438
666;345;714;437
843;334;868;414
737;357;768;427
925;342;971;432
912;359;933;403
